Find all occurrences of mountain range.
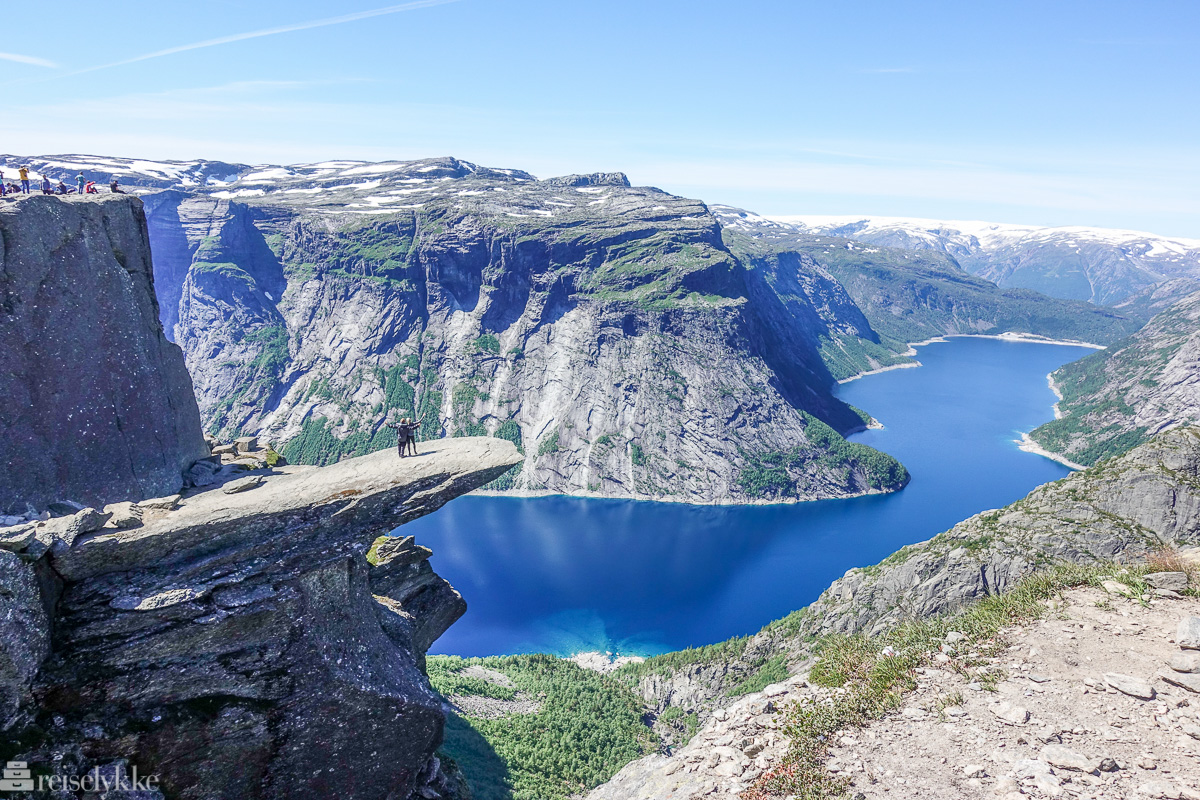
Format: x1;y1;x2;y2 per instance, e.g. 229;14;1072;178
1;152;1178;503
724;210;1200;306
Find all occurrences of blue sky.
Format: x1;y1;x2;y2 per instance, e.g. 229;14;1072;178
3;0;1198;236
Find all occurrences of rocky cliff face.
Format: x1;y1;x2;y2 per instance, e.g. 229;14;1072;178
2;438;519;799
800;426;1200;637
0;195;208;514
129;157;907;504
1030;288;1200;466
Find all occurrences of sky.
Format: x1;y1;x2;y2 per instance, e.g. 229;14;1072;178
3;1;1199;237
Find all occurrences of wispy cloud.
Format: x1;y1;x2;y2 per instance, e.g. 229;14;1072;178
68;0;458;77
0;51;57;68
858;67;917;74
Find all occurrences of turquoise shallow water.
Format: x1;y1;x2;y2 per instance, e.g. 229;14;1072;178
405;337;1095;657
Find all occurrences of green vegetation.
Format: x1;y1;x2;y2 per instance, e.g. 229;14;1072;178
537;428;561;457
1026;303;1199;465
737;414;908;499
726;654;790;697
616;637;750;683
817;333;912;383
451;383;487;437
482;420;524;491
430;654;657;800
743;562;1150;800
629;443;646;466
475;333;502;354
428;657;517;701
280;415;397;465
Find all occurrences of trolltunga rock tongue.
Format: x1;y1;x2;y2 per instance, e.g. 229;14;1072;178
33;437;520;800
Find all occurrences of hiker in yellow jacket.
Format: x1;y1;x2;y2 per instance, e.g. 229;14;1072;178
17;166;30;194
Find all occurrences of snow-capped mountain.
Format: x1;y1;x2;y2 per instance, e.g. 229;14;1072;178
715;208;1200;306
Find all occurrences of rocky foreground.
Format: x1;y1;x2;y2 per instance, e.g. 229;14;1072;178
828;584;1200;800
2;437;519;799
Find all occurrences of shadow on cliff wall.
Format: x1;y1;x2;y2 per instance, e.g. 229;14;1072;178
441;713;513;800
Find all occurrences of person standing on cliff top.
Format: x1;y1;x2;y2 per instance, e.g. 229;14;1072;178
18;166;30;194
402;416;425;456
0;169;6;196
385;416;412;458
76;172;86;195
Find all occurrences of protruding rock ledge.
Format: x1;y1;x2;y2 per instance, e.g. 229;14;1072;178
18;437;520;800
52;436;521;581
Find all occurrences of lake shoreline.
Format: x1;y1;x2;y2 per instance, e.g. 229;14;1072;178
836;332;1103;385
1015;431;1085;470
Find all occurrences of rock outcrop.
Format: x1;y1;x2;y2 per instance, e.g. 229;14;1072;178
3;437;520;799
0;195;208;514
798;426;1200;638
1031;288;1200;466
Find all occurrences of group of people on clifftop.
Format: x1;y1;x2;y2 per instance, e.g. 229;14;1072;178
386;416;425;458
0;166;126;197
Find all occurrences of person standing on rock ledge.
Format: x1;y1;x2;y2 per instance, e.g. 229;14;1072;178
403;416;425;456
18;165;30;194
385;416;425;457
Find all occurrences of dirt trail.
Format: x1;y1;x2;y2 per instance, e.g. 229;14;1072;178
832;586;1200;800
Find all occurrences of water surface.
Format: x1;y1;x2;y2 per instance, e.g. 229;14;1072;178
405;337;1094;657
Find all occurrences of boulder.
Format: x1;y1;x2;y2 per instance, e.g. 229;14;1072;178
222;475;264;494
1170;653;1200;673
139;494;180;511
990;701;1030;725
234;436;259;454
1039;744;1099;775
1179;617;1200;650
1160;670;1200;694
1145;572;1189;592
102;502;143;529
1104;672;1156;700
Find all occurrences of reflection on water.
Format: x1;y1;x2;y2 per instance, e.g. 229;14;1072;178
403;337;1096;657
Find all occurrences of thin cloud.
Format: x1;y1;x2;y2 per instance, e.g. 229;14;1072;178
858;67;917;74
69;0;458;77
0;52;58;68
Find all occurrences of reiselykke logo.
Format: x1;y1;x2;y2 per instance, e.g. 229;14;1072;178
0;762;159;794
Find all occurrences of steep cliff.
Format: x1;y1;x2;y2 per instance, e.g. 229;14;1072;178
136;157;907;504
0;195;208;514
2;439;519;799
1029;288;1200;466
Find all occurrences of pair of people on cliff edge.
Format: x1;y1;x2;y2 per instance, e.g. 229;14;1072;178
386;416;424;458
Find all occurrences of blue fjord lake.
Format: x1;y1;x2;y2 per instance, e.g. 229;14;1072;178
406;337;1096;658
